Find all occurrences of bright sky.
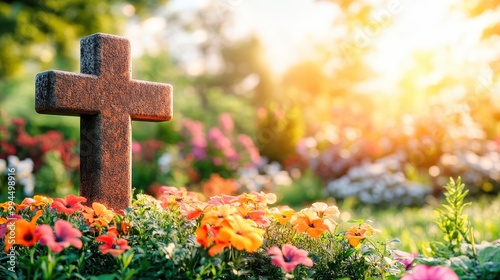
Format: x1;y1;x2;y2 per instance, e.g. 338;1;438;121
128;0;498;90
224;0;340;74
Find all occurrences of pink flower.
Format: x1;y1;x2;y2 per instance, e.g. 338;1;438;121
213;157;223;166
401;265;459;280
51;194;87;215
267;244;313;272
132;142;141;153
192;146;206;160
219;113;234;133
237;134;261;164
394;250;418;270
208;127;231;149
37;220;83;253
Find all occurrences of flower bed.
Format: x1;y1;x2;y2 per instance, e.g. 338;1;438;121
0;178;499;279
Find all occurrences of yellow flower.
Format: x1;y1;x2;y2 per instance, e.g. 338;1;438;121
217;215;264;253
361;224;382;235
82;203;115;227
17;196;53;211
270;206;295;225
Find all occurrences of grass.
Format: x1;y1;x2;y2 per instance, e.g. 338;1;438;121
338;194;500;253
275;173;500;254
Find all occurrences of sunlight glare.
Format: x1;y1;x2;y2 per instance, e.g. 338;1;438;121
369;0;461;91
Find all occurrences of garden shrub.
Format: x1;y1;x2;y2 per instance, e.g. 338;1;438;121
256;104;305;164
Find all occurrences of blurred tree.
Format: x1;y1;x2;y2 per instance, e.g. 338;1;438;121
0;0;168;78
256;103;305;163
166;2;275;109
218;35;275;106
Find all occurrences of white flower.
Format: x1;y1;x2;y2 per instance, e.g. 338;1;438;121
158;153;173;173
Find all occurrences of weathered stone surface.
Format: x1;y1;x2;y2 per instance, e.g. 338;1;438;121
35;33;173;210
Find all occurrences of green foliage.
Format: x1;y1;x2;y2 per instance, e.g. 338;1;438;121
0;0;169;78
432;177;473;257
404;177;500;279
256;103;305;163
35;151;75;197
275;171;323;209
0;189;402;279
259;222;398;279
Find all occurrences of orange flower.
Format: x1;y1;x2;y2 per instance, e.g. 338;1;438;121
201;205;238;227
207;239;231;256
0;217;7;238
184;202;207;220
345;226;367;247
17;197;35;211
17;196;53;211
201;174;239;198
235;192;277;208
4;210;43;252
0;202;13;212
270;206;294;225
195;224;230;256
196;223;216;248
217;215;264;253
237;204;270;227
120;220;133;235
293;210;329;238
96;231;130;257
82;203;115;227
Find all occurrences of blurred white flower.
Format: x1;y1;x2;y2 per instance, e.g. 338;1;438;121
158;153;174;173
7;155;35;196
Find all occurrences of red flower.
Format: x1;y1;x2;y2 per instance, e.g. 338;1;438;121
96;231;130;257
37;220;82;253
51;194;87;215
267;244;313;272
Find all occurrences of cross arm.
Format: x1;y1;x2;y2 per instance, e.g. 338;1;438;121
35;70;100;116
128;80;173;121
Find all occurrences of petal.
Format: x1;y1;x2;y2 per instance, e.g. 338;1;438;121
431;266;459;280
66;194;87;205
36;224;55;245
231;234;252;251
311;202;328;212
92;203;106;215
281;262;298;273
281;244;297;259
267;246;282;256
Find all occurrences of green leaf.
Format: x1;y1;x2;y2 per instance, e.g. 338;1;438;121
90;274;117;280
449;256;473;275
347;219;365;225
478;246;500;273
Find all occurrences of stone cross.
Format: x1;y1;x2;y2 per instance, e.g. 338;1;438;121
35;33;173;210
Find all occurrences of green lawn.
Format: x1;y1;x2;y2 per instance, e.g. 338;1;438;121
341;194;500;253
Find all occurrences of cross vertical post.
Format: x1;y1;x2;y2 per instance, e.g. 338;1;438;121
35;33;173;210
